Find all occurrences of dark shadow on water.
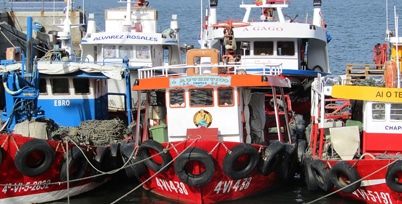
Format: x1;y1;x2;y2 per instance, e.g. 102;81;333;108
48;175;364;204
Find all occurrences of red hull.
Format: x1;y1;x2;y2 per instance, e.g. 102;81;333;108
318;159;402;204
139;140;289;203
0;133;108;203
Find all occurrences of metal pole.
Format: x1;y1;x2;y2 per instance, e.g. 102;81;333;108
200;0;203;41
26;17;32;73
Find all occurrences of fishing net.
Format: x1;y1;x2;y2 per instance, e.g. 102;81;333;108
51;119;127;146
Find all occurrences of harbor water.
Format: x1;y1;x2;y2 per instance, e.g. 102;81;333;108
2;0;401;203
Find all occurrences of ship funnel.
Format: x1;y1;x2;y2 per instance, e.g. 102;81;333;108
313;0;321;7
210;0;218;7
312;0;322;27
86;13;96;35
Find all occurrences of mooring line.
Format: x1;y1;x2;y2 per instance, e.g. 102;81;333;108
305;159;398;204
110;138;200;204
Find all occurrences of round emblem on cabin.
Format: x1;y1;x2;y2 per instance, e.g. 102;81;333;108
193;109;212;128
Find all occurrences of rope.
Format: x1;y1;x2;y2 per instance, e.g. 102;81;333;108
305;159;399;204
65;138;70;204
110;138;200;204
0;30;15;47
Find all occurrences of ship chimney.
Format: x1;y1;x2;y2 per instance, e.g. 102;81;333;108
312;0;322;27
208;0;218;26
170;14;179;40
86;13;96;35
123;0;132;32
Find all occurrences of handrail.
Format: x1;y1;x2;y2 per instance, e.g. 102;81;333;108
5;1;68;11
137;63;283;79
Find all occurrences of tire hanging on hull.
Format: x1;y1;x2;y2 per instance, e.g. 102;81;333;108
329;161;361;193
174;147;215;186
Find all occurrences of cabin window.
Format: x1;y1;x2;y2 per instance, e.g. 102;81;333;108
39;78;47;94
372;103;385;120
51;78;69;94
163;46;170;64
235;41;250;56
218;88;233;106
103;45;116;58
136;45;150;59
73;78;90;94
149;91;166;106
254;41;273;55
119;46;133;58
390;104;402;120
170;89;185;107
190;89;213;107
277;41;295;56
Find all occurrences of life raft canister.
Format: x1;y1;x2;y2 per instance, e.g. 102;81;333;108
385;160;402;193
138;140;172;172
329;161;361;193
14;139;55;177
174;147;215;186
223;143;259;179
60;146;90;183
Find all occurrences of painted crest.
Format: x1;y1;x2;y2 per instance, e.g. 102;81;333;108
193;109;212;127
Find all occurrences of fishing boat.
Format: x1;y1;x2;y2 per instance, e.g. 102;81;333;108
116;48;299;203
0;12;132;203
80;0;188;119
199;0;331;116
302;11;402;203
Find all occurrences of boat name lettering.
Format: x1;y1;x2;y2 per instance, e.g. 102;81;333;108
54;99;70;106
169;76;231;87
155;177;189;195
213;177;252;194
93;34;158;42
385;125;402;131
242;26;283;32
353;189;392;204
376;90;402;98
1;180;51;194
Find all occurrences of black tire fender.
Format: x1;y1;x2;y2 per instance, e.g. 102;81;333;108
91;146;113;183
139;140;172;172
14;139;55;177
386;160;402;193
275;143;296;181
223;143;259;179
60;147;89;182
310;160;333;191
120;142;146;178
303;158;318;191
329;161;361;193
259;141;285;176
174;147;215;186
